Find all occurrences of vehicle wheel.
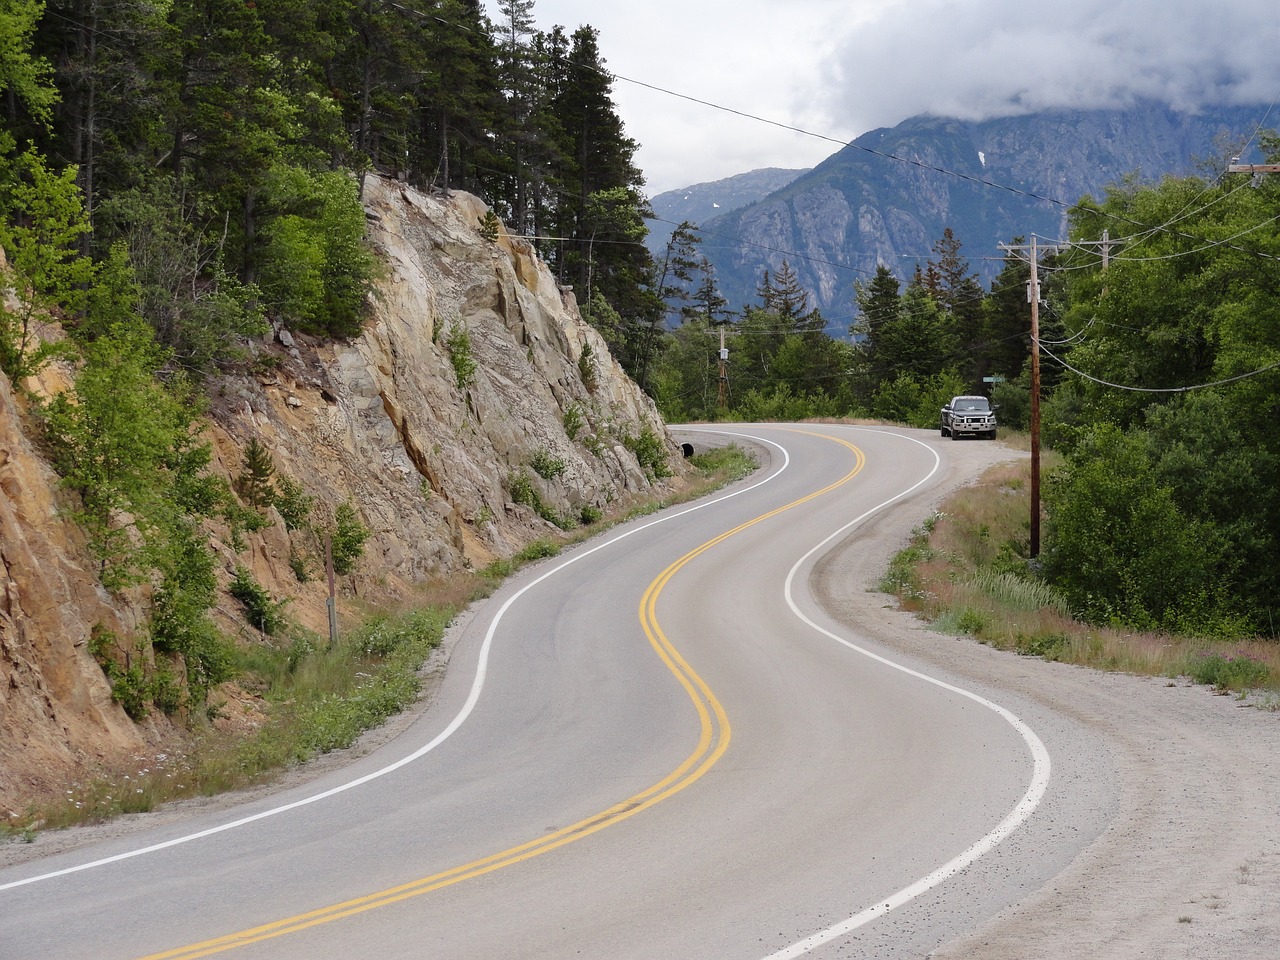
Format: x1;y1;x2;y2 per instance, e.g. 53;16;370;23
987;430;997;440
940;425;949;437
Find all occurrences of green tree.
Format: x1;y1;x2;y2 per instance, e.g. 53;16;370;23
0;0;58;147
1042;424;1238;634
236;437;276;509
979;240;1032;380
93;179;267;370
0;147;93;379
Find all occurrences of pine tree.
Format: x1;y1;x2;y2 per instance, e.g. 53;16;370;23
236;437;276;510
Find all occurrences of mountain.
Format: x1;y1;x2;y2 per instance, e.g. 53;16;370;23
689;104;1269;326
645;167;807;254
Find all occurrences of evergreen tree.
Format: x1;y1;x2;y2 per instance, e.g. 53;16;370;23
920;227;984;382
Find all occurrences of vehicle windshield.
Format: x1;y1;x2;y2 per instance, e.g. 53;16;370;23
955;398;990;412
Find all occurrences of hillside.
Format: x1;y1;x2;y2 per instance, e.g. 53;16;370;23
645;168;807;254
0;178;683;815
693;104;1268;318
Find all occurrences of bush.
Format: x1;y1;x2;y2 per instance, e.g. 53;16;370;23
563;404;585;440
623;427;670;478
1042;424;1232;633
1187;652;1270;692
530;449;566;479
229;566;289;636
446;320;476;389
273;475;314;531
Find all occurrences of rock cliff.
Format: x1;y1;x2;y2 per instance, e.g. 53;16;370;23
0;176;680;816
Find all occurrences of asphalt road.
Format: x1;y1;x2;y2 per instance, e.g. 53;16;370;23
0;424;1102;960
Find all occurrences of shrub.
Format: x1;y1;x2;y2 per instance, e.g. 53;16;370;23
623;427;670;478
530;449;566;480
229;565;289;636
273;475;314;531
563;404;585;440
446;319;477;389
1187;652;1270;692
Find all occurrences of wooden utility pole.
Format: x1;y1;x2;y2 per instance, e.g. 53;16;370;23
999;236;1057;559
325;532;338;648
717;326;729;409
1028;236;1042;558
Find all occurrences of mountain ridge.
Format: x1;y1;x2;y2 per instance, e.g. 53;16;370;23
665;103;1270;323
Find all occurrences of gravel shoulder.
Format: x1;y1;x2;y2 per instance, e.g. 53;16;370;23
811;431;1280;959
7;431;1279;960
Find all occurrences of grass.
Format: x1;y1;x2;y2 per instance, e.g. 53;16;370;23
16;604;454;833
7;442;761;838
881;457;1280;699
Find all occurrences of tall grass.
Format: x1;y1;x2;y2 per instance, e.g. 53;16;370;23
882;458;1280;698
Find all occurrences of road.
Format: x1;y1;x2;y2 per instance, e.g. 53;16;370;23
0;424;1106;959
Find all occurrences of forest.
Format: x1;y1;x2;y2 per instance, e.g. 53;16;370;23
2;0;1279;670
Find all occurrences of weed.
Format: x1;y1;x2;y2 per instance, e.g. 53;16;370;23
878;455;1280;700
1186;651;1270;693
1015;632;1069;661
563;404;585;441
689;444;757;482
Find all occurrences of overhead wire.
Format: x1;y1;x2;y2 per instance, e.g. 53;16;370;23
396;2;1280;393
1040;344;1280;393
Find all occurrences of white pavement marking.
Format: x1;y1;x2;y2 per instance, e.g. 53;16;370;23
759;426;1052;959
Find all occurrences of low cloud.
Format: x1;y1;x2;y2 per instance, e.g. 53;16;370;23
825;0;1278;130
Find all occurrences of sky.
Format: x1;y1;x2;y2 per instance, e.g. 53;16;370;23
482;0;1279;197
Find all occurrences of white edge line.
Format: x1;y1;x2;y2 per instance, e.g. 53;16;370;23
761;426;1052;960
1;430;788;892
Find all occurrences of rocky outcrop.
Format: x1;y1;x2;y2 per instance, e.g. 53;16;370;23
0;375;153;815
0;177;681;814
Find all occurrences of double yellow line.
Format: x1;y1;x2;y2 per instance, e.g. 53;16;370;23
143;430;864;959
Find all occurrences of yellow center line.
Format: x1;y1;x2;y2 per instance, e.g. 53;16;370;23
141;430;865;960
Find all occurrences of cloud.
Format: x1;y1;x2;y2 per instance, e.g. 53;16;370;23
825;0;1279;130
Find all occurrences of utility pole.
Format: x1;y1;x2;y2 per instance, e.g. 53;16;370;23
717;326;729;410
999;236;1057;559
1028;236;1042;559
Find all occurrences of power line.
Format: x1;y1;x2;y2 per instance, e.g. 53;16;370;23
1040;344;1280;393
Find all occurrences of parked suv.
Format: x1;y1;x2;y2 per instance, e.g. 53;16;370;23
940;395;997;439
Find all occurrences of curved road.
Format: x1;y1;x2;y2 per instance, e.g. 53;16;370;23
1;424;1096;959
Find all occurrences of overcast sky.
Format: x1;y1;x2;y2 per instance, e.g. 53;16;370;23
483;0;1279;196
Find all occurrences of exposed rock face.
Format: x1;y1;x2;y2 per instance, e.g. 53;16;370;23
0;177;680;814
0;375;152;815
